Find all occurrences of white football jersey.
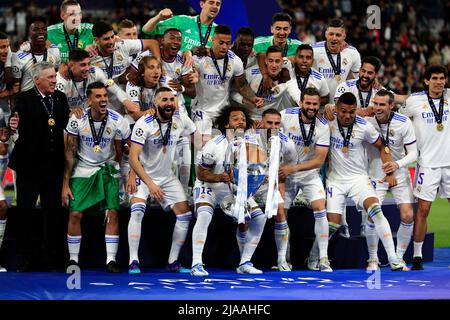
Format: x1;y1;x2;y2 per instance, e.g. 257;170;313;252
126;81;157;111
192;50;244;121
285;62;330;98
333;78;383;106
253;129;298;165
366;113;416;180
232;66;300;120
401;89;450;168
312;41;361;101
12;45;61;92
327;116;380;182
281;107;330;175
90;39;143;80
130;112;196;183
65;108;131;177
56;67;127;109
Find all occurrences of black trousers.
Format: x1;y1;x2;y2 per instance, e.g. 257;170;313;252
15;170;65;269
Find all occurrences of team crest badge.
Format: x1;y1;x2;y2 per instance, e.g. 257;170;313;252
106;127;112;135
416;185;421;192
82;127;89;134
343;58;348;65
173;123;177;130
389;129;395;136
116;53;123;62
319;58;325;64
351;131;355;138
175;68;181;76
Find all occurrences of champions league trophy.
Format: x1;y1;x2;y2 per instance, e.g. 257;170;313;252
220;129;281;224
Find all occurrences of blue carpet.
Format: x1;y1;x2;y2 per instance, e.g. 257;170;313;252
1;248;449;300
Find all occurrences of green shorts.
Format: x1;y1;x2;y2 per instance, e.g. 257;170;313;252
69;163;119;214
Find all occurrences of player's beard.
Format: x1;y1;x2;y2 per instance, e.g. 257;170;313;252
302;108;318;121
157;105;175;121
359;77;374;90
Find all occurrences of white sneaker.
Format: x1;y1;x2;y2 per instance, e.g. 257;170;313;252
236;262;263;274
306;256;319;271
277;260;292;271
0;265;6;272
389;257;406;271
319;257;333;272
191;263;209;276
366;258;380;271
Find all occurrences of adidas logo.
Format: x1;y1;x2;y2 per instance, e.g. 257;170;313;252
185;29;192;33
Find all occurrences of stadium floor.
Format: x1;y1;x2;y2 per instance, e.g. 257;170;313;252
1;248;449;300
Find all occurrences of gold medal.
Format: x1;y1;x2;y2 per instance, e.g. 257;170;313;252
48;118;55;126
384;146;390;154
436;123;444;131
304;146;310;154
106;79;114;87
162;145;167;154
341;146;349;154
335;74;341;81
93;145;101;153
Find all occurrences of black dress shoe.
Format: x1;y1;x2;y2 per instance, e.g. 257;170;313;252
411;256;424;270
106;261;121;273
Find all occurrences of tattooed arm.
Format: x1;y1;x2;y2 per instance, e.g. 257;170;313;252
61;133;79;206
233;74;264;108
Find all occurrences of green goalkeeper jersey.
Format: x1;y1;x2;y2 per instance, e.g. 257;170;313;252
253;35;302;57
143;15;216;52
47;22;95;63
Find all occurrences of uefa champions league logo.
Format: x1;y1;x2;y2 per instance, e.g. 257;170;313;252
366;5;381;30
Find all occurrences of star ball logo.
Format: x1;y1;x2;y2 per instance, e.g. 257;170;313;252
366;5;381;30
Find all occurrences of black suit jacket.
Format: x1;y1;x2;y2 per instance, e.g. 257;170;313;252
9;88;70;175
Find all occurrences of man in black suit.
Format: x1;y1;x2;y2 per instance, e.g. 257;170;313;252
9;61;70;271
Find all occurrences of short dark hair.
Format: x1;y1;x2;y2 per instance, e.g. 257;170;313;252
69;48;90;62
118;19;135;31
272;12;292;25
423;65;448;81
155;86;173;97
0;31;8;39
92;21;113;38
375;89;395;105
328;18;346;30
301;87;321;101
361;56;382;73
336;92;357;106
215;24;232;36
163;28;182;36
236;27;254;39
266;45;282;55
296;43;313;54
60;0;80;13
215;105;254;135
262;108;281;118
87;81;106;96
29;16;48;27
